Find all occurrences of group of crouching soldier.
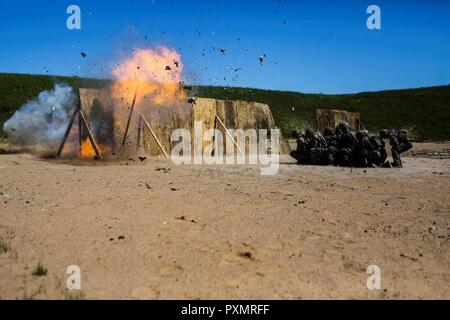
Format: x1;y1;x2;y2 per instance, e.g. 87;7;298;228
290;121;413;168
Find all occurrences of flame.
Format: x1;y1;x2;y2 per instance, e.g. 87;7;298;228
65;46;187;160
111;47;186;107
80;139;110;159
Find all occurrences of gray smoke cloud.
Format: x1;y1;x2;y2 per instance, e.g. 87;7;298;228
3;84;77;149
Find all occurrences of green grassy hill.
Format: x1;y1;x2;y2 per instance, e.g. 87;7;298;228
198;85;450;141
1;73;449;141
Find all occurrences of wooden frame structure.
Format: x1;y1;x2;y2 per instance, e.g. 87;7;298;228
122;88;138;147
315;109;361;132
122;70;141;146
214;114;245;157
56;104;102;160
58;86;287;161
136;114;169;159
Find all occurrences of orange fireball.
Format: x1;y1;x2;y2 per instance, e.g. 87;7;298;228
111;46;186;107
80;139;110;159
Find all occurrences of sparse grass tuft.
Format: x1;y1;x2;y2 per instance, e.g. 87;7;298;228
31;262;47;277
0;239;10;253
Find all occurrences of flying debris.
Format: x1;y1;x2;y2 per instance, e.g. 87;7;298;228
219;48;226;54
259;54;266;65
81;52;87;58
165;65;172;71
173;60;179;68
187;98;197;104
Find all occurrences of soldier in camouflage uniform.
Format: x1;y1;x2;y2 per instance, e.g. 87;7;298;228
379;129;413;168
320;127;337;165
304;129;318;164
291;130;310;164
336;122;357;166
367;133;387;167
353;130;372;167
306;129;330;165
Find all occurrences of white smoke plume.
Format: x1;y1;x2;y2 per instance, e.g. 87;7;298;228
3;84;77;149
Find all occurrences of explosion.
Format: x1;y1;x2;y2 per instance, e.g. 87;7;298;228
109;46;188;152
80;139;111;159
3;46;188;160
112;47;186;107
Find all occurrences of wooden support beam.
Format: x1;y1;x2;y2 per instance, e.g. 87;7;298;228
215;115;245;157
78;109;83;155
136;115;142;152
122;87;139;146
122;71;141;147
211;115;218;157
56;106;79;158
140;114;169;159
79;109;102;160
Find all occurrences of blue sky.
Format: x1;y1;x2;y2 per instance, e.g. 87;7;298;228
0;0;449;93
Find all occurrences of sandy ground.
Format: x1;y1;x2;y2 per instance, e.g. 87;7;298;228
0;143;449;300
